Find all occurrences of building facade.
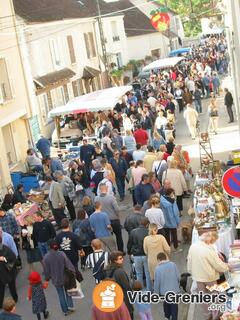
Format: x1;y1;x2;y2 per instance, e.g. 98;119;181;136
0;0;31;195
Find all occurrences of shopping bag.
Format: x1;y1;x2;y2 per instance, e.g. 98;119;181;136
67;280;84;299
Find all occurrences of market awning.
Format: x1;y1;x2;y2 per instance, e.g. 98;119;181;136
82;66;101;79
34;68;76;88
48;85;132;117
142;57;184;72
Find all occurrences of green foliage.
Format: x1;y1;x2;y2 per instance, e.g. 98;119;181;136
155;0;220;37
110;69;124;79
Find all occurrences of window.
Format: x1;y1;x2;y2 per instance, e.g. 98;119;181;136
56;87;66;105
67;35;76;64
49;38;61;68
2;124;17;166
84;32;96;59
39;92;53;124
116;53;123;68
111;21;120;41
151;49;161;59
72;79;84;97
63;84;69;103
0;58;12;103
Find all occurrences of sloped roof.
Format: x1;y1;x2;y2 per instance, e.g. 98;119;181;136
13;0;160;37
34;68;75;87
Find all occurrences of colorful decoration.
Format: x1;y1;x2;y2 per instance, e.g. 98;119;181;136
150;6;170;32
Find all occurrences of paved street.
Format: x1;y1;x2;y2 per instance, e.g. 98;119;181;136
9;93;239;320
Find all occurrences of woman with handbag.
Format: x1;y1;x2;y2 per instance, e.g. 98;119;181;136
21;218;42;272
43;240;76;316
208;99;219;134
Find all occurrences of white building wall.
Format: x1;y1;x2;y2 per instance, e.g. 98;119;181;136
95;15;129;66
127;33;170;60
19;19;102;138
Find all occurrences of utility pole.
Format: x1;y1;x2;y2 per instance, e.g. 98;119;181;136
96;0;112;87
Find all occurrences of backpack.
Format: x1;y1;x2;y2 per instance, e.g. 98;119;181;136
92;252;107;282
74;221;93;246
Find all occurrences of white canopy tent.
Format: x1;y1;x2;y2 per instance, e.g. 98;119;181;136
142;57;184;72
48;85;132;118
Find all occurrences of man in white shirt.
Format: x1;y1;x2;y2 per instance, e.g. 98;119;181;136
155;111;168;132
147;93;157;109
97;171;114;196
133;144;146;161
183;104;198;140
26;148;43;172
187;76;195;94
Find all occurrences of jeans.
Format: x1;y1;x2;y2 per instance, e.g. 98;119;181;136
163;302;178;320
116;176;125;199
194;99;202;113
110;219;124;251
204;85;210;98
38;242;49;257
55;286;73;313
164;228;178;249
133;256;152;292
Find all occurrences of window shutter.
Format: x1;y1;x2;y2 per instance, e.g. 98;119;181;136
49;39;61;68
67;83;74;101
78;79;84;95
88;32;96;57
63;84;70;103
72;80;78;98
67;35;76;64
46;91;53;111
84;33;91;58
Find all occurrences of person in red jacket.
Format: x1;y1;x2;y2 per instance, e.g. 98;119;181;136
133;125;149;146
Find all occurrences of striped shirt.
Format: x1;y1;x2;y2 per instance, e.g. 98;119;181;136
86;250;109;283
86;250;109;269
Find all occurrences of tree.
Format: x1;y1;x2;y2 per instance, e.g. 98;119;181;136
156;0;221;37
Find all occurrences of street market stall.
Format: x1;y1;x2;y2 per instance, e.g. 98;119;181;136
48;85;132;148
142;56;185;72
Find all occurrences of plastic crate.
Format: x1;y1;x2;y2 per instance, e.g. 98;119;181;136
21;175;40;192
10;172;23;190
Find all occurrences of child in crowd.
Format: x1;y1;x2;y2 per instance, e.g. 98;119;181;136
132;281;153;320
86;239;109;283
0;298;22;319
27;271;49;320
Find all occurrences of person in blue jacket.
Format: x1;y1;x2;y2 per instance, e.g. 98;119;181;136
36;135;51;159
160;188;180;251
134;174;155;206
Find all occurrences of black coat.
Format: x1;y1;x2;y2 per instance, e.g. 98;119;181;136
0;245;16;285
127;225;148;256
105;264;133;316
224;92;233;107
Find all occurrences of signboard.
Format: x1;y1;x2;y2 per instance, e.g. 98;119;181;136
222;167;240;198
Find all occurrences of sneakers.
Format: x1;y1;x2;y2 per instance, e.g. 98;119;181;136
64;308;75;316
68;308;75;312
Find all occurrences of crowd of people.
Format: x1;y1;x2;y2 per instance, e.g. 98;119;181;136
0;34;234;320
